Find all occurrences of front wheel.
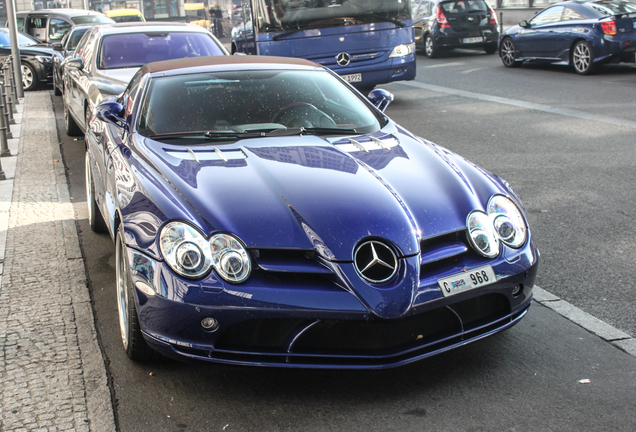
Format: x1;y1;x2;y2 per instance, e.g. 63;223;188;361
425;34;440;58
21;63;37;91
500;37;521;68
116;225;158;362
572;40;596;75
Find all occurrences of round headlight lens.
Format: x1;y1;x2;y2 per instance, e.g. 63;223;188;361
467;211;499;258
210;233;251;283
487;195;527;248
160;222;212;278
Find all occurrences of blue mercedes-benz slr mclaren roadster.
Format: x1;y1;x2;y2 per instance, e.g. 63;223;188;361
85;55;539;369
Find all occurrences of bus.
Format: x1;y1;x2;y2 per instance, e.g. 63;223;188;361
231;0;416;90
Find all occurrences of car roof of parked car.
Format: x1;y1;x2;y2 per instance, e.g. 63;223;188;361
140;55;321;76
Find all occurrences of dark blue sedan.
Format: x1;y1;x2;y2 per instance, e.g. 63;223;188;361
500;0;636;74
86;56;539;369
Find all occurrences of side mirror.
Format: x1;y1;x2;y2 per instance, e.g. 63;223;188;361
52;42;63;51
367;89;394;112
65;57;84;70
95;101;126;128
519;20;530;28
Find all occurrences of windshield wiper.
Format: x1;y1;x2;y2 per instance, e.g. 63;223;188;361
268;127;358;136
369;14;405;27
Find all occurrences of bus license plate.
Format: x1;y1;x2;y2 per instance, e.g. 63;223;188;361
342;73;362;83
438;265;496;298
462;37;484;44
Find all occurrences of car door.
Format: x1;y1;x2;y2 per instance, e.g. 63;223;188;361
551;6;588;60
516;6;564;58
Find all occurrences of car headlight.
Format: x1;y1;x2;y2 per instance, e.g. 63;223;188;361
160;222;213;278
467;195;528;258
159;222;252;283
467;211;500;258
35;55;53;64
389;43;415;58
210;233;251;283
487;195;527;248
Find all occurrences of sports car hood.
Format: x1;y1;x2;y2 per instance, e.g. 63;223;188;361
143;127;504;262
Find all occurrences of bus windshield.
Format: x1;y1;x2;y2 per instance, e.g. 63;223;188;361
253;0;413;34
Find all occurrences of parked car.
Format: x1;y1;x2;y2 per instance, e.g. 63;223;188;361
86;55;539;368
105;8;146;23
52;24;93;96
0;28;55;91
13;9;114;44
412;0;499;58
63;22;228;137
500;0;636;75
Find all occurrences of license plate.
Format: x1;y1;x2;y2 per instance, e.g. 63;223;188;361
462;37;484;44
438;265;496;298
341;73;362;83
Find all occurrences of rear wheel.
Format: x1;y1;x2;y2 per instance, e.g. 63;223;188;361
116;224;158;361
425;34;440;58
64;101;82;137
85;151;108;233
484;43;498;54
572;40;595;75
500;37;521;68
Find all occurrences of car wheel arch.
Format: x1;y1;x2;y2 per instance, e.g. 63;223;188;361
569;37;591;66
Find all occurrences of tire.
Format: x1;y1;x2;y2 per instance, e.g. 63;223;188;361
64;101;83;137
85;151;108;234
21;63;37;91
53;72;62;96
424;34;440;58
116;224;158;362
572;40;595;75
500;37;521;68
484;43;498;54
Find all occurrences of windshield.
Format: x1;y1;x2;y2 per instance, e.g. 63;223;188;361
137;69;383;138
253;0;412;34
440;0;489;14
72;15;115;25
0;30;39;47
589;1;636;15
98;32;224;69
68;28;89;50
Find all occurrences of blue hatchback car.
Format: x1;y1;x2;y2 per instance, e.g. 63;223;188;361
86;56;539;369
500;0;636;74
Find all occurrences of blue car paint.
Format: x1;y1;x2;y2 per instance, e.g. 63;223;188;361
87;58;539;368
502;1;636;68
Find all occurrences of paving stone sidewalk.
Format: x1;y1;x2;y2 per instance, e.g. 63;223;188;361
0;92;115;431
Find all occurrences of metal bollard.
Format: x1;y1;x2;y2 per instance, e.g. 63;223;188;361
0;69;12;141
0;68;11;159
4;61;17;114
1;67;14;126
7;56;19;107
3;63;15;121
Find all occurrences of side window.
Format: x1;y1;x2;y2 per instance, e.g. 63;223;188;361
16;18;24;32
530;6;565;25
80;32;97;70
74;32;90;58
49;18;71;41
562;7;585;20
121;70;144;118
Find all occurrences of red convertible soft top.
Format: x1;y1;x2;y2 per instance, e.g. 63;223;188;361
140;55;319;76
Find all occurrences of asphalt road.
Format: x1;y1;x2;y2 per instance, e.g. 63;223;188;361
51;51;636;431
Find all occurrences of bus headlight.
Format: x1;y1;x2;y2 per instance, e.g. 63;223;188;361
389;43;415;58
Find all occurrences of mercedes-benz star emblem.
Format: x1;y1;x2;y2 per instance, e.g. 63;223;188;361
336;52;351;66
354;241;398;284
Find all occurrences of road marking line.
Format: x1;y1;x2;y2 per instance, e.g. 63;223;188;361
419;61;466;69
534;285;636;358
397;81;636;130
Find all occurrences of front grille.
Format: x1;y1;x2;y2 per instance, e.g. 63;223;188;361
214;293;511;356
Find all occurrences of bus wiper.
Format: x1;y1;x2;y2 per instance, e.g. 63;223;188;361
266;127;358;136
369;14;405;27
273;27;311;41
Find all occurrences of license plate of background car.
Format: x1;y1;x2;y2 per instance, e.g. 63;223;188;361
462;37;484;44
342;73;362;83
438;265;496;298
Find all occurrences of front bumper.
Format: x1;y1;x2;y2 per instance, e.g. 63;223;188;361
126;237;539;369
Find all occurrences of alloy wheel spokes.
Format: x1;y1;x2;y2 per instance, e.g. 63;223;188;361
574;45;590;71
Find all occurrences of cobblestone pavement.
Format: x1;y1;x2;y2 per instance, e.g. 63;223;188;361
0;92;115;431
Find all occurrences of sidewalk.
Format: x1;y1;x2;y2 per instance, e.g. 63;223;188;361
0;92;115;431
